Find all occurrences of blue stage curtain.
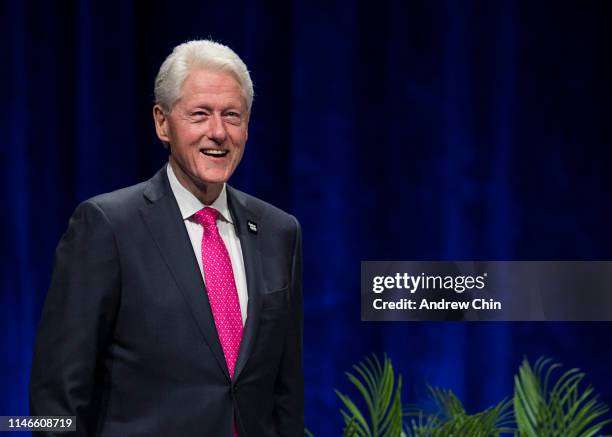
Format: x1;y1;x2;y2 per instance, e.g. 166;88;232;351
2;1;612;435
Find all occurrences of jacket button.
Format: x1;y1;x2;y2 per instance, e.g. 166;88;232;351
232;384;238;392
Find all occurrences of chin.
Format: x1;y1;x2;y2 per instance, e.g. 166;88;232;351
195;172;231;186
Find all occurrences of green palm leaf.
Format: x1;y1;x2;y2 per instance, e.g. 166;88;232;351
311;354;611;437
514;357;612;437
336;354;404;437
405;387;514;437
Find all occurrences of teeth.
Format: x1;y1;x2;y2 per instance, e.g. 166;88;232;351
201;150;227;156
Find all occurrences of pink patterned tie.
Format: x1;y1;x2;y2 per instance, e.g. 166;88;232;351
193;207;243;379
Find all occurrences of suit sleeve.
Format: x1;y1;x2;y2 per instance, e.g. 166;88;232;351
29;200;121;437
274;216;304;436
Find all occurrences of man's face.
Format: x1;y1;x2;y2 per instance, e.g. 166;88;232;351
154;68;249;201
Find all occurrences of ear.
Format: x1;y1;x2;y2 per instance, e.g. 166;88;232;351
244;111;250;141
153;104;171;143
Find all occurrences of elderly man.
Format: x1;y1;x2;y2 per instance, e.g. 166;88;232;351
30;40;303;437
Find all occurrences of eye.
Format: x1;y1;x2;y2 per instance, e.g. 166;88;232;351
224;111;243;125
187;110;209;122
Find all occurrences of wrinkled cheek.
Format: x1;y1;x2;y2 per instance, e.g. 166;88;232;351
233;150;245;167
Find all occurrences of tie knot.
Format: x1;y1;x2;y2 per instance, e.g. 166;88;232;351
193;207;220;228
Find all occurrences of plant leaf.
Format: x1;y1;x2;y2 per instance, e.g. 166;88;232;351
335;355;404;437
514;357;611;437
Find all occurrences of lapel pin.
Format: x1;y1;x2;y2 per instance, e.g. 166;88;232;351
247;220;258;234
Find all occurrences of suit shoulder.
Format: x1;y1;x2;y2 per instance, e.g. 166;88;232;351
75;180;149;222
228;186;300;230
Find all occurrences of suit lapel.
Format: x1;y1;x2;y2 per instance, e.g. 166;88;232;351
227;186;264;382
139;168;230;381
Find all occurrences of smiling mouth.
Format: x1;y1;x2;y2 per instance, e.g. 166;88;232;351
200;148;229;158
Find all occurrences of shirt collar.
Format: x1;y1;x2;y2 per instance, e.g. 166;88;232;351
166;163;233;224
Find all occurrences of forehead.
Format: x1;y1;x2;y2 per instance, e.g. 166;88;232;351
178;68;245;106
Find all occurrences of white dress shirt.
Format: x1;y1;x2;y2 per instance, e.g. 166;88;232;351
167;163;248;325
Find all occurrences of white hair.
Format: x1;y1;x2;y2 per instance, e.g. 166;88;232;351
154;39;254;113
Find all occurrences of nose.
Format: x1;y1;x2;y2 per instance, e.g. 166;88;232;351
206;112;227;144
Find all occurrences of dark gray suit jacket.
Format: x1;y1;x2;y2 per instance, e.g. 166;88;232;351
29;167;303;436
